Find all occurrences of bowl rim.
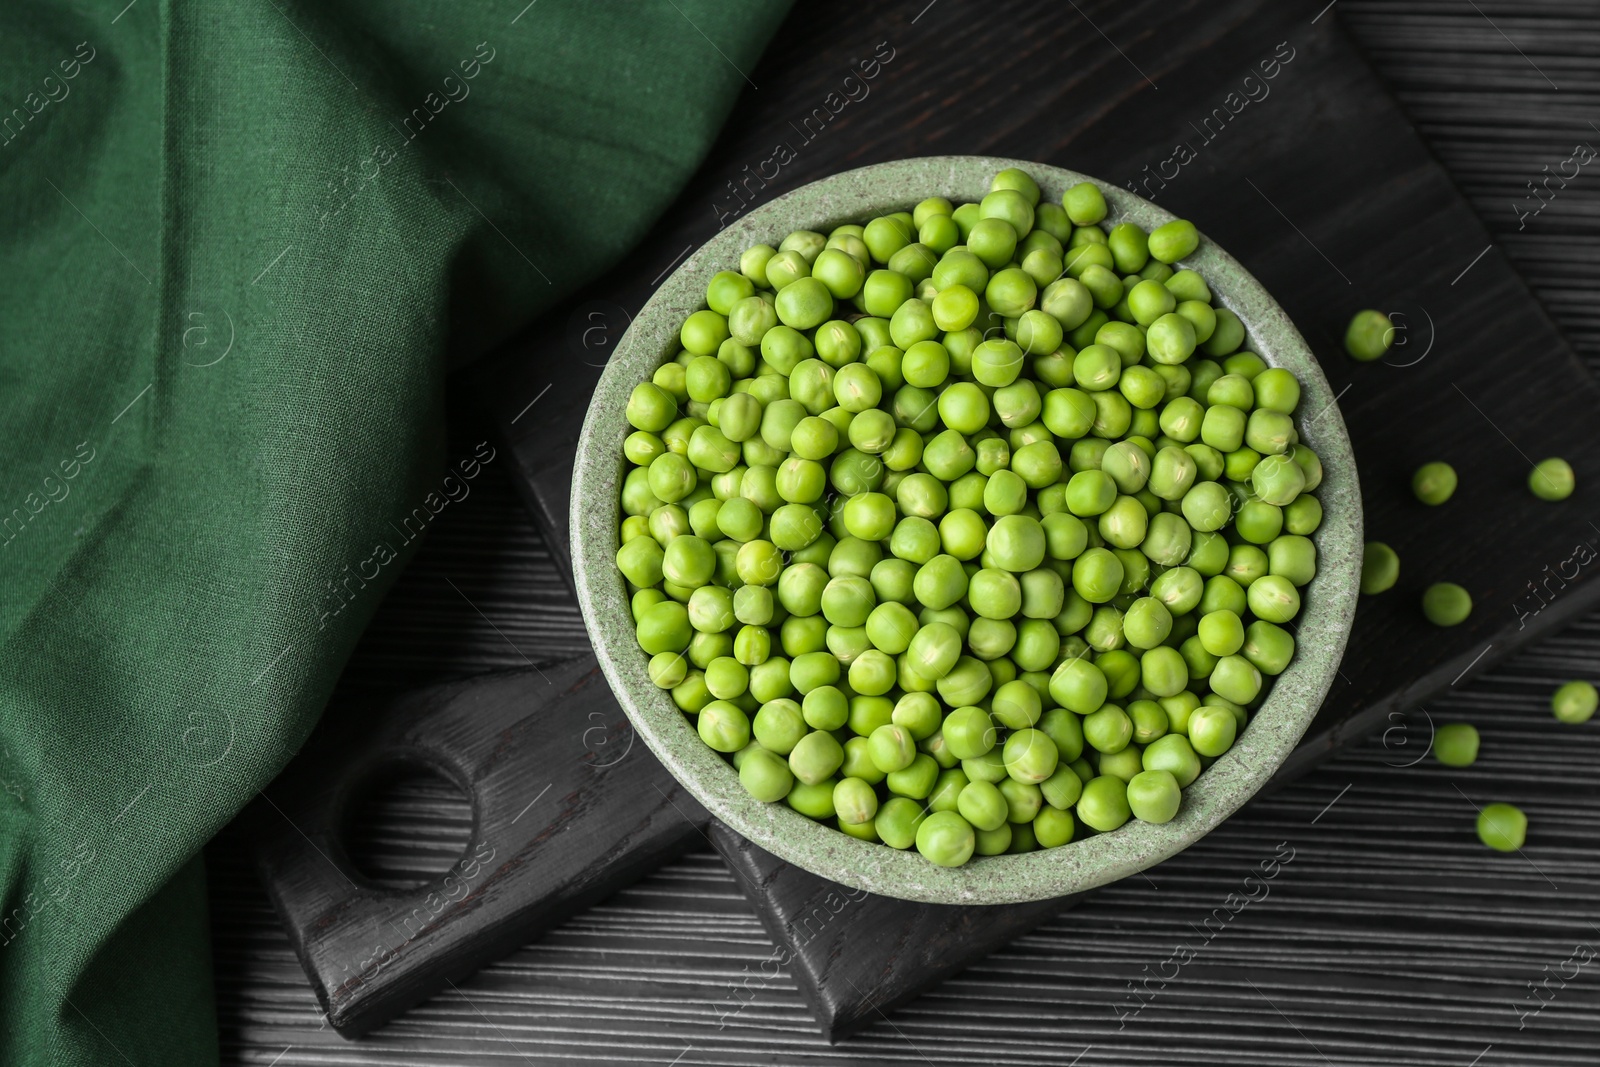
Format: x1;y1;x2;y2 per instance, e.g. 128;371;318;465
572;155;1362;904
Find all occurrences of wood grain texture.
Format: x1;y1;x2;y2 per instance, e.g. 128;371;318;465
216;1;1600;1063
708;821;1076;1041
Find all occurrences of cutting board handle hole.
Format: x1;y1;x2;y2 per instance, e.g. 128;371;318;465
339;757;475;891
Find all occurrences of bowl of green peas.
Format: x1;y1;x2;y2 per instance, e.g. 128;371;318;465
573;156;1361;903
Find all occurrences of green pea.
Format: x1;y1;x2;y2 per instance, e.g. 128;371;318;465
1187;704;1237;758
1077;775;1131;832
1246;574;1301;624
1361;541;1399;595
972;338;1027;388
1126;768;1181;823
1252;454;1305;508
1146;313;1196;365
1422;582;1472;627
968;216;1019;269
937;655;994;710
928;767;969;813
956;779;1008;832
1145;219;1197;264
1120;596;1171;650
1060;181;1106;225
1140;512;1192;567
1343;309;1394;361
915;810;976;867
697;700;751;753
1083;703;1132;754
996;778;1042;823
1476;803;1527;852
1283;495;1322;537
1529;457;1575;501
1197;609;1245;657
866;723;917;774
1141;732;1201;788
730;744;791;802
875;796;926;849
1001;728;1059;784
789;729;844;785
1200;404;1246;453
1552;680;1598;724
944;705;997;760
1224;544;1269;587
1208;655;1261;706
1240;620;1294;676
1433;722;1479;767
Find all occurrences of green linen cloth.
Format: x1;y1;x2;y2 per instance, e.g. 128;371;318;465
0;2;787;1062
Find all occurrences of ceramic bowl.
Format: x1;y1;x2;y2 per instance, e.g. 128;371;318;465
572;156;1361;904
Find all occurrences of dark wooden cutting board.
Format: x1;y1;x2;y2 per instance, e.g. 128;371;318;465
256;0;1600;1042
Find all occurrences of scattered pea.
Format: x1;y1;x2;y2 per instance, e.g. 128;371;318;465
1411;461;1457;506
1551;680;1597;724
1343;309;1393;361
1421;582;1472;627
1476;802;1527;852
1360;542;1399;595
1433;722;1479;767
1529;457;1575;501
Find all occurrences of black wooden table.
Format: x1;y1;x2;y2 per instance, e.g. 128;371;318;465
211;3;1600;1063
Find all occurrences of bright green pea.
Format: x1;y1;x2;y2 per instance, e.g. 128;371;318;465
1141;733;1201;787
937;655;994;707
1071;547;1125;604
928;767;970;813
1146;313;1196;365
1247;574;1301;624
1252;454;1305;507
1123;597;1173;650
1077;775;1131;832
1063;182;1107;225
1198;609;1245;657
1422;582;1472;627
968;217;1019;269
1147;219;1198;263
1241;620;1294;676
1224;544;1269;587
1343;309;1394;361
998;778;1042;823
1361;541;1399;595
1552;680;1598;724
1200;404;1246;454
1529;457;1575;501
1244;409;1295;456
1267;535;1317;587
1126;768;1181;823
1002;728;1059;784
812;248;866;301
957;779;1008;831
1477;803;1527;852
1201;307;1245;356
1186;704;1237;758
1433;722;1479;767
1209;654;1261;705
738;746;794;802
789;729;844;785
698;700;750;753
915;810;976;867
1141;511;1192;566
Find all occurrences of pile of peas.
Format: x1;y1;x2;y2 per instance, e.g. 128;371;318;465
615;167;1326;868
